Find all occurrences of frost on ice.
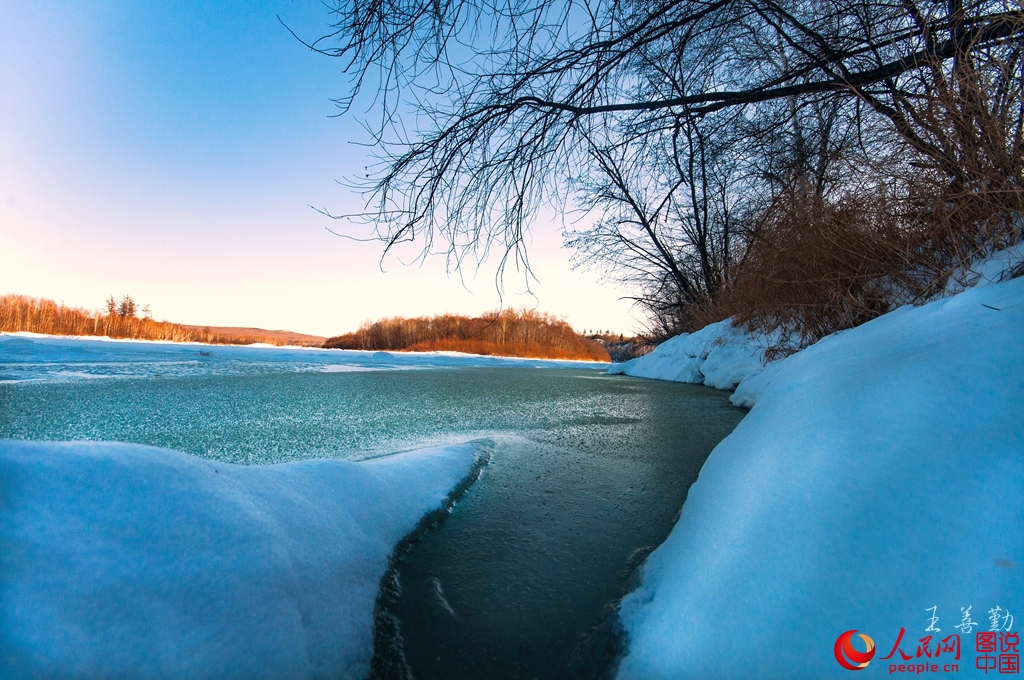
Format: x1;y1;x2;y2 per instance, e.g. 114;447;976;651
0;440;482;679
0;334;608;384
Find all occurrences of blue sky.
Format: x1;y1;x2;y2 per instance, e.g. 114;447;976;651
0;0;637;336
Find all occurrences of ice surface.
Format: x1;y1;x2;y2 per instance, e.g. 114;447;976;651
615;276;1024;679
0;334;608;383
0;440;482;679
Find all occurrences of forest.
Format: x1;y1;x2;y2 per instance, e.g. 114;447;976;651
323;309;611;361
0;295;298;347
1;295;610;360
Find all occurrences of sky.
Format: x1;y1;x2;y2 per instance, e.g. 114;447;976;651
0;1;640;337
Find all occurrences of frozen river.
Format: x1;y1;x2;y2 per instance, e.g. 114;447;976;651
0;334;744;678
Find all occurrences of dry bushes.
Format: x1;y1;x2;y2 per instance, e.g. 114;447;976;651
702;185;901;351
888;29;1024;298
694;40;1024;351
696;184;1023;354
897;184;1024;300
702;180;1022;353
404;338;602;360
665;13;1024;350
0;295;292;346
324;309;610;361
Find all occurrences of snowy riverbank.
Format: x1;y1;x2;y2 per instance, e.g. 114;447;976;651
0;440;483;679
607;317;773;399
612;275;1024;678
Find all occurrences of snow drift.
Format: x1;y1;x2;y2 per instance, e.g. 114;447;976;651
615;276;1024;678
606;319;772;393
0;440;483;679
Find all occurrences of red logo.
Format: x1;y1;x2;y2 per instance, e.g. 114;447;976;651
836;630;877;670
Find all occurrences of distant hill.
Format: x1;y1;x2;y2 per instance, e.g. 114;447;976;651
179;326;326;347
324;309;610;362
0;294;323;347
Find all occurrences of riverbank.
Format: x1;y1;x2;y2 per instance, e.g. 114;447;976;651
0;361;733;678
609;268;1023;677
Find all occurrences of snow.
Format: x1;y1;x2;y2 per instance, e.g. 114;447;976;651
945;241;1024;294
615;276;1024;679
0;440;483;679
607;319;773;391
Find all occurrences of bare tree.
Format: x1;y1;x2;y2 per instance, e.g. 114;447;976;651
314;0;1020;225
307;0;1023;329
563;108;744;335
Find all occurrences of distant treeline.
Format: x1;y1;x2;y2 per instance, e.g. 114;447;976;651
324;309;610;362
0;294;292;346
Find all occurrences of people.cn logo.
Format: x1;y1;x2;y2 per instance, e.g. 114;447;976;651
835;630;877;671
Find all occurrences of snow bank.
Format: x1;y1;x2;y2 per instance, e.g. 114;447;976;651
0;440;483;679
616;276;1024;679
607;319;772;391
609;246;1024;408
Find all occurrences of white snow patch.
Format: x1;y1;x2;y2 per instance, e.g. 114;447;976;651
0;440;482;679
616;276;1024;679
946;241;1024;294
318;364;380;373
607;319;773;392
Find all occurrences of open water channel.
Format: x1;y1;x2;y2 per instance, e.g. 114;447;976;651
0;335;745;679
